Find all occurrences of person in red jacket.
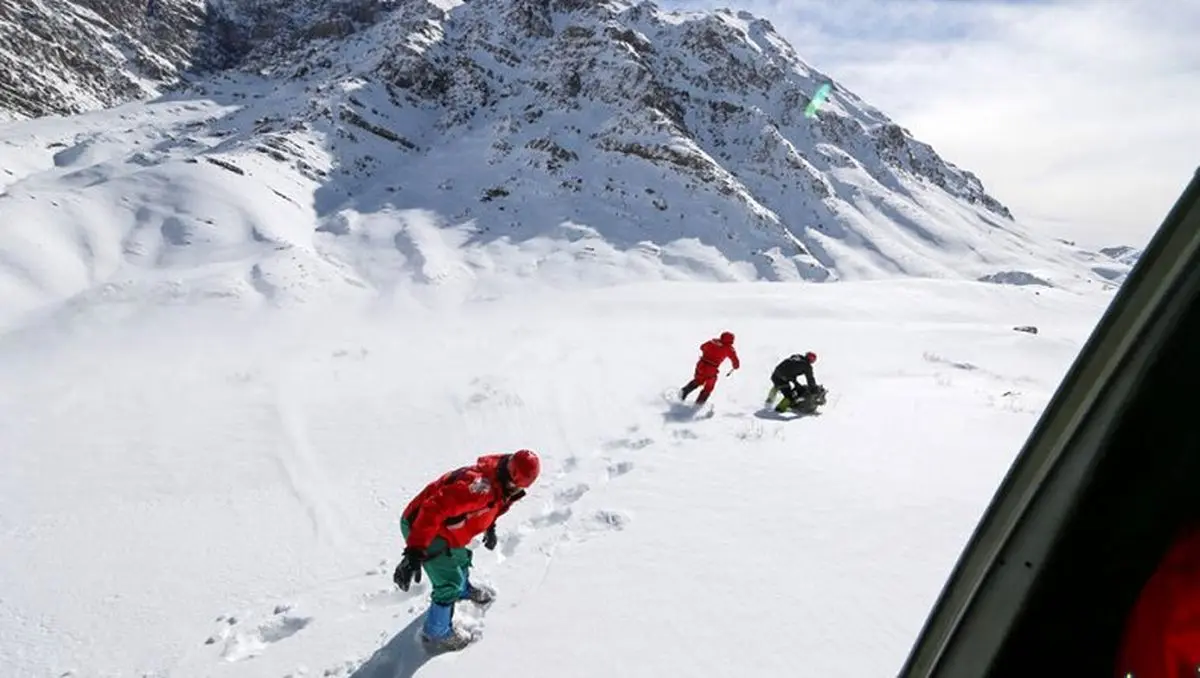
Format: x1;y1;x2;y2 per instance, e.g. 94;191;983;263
1113;521;1200;677
393;449;541;652
679;331;740;406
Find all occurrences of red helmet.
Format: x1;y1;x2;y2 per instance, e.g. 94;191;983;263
720;331;735;344
506;449;540;488
805;351;817;363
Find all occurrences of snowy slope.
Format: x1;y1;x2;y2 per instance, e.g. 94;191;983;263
196;0;1107;288
0;0;1127;332
0;277;1111;677
1046;239;1143;285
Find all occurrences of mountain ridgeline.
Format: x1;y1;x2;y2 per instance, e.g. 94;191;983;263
0;0;1128;314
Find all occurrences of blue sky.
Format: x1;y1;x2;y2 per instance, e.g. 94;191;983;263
662;0;1200;249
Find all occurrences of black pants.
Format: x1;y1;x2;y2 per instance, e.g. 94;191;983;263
771;372;808;404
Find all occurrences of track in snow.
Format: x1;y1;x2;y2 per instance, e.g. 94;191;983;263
0;279;1108;677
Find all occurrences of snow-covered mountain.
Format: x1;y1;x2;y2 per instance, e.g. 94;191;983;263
0;0;207;120
0;0;1119;331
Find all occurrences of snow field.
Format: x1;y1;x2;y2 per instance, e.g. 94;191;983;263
0;278;1109;677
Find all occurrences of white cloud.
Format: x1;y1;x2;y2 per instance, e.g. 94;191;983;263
666;0;1200;249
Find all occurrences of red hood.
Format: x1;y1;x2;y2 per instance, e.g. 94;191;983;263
475;454;506;480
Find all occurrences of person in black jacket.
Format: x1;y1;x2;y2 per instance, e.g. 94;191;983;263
766;352;823;413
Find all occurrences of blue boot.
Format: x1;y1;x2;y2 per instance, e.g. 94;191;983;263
420;603;472;652
422;603;453;639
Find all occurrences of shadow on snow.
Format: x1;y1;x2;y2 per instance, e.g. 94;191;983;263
751;407;818;421
349;614;433;678
661;400;714;423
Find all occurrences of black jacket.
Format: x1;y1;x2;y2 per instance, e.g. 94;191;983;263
772;354;817;388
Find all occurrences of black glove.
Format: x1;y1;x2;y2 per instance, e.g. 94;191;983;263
507;489;526;502
483;524;498;550
393;546;426;591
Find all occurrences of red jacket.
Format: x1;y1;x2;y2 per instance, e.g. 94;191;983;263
402;455;521;551
695;338;739;376
1114;523;1200;678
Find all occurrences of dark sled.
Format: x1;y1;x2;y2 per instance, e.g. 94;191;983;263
755;386;827;420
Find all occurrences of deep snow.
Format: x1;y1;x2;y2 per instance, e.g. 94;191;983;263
0;7;1126;672
0;277;1111;677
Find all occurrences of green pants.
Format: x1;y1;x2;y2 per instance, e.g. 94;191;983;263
766;385;789;407
400;518;474;605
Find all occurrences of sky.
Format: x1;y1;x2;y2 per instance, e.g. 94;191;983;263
669;0;1200;250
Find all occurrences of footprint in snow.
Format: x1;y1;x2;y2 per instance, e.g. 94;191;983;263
218;614;312;662
529;506;573;528
502;453;638;558
463;377;524;409
606;460;634;478
499;530;523;558
540;509;633;550
584;509;631;532
360;587;414;611
603;436;654;451
736;419;781;441
554;483;590;505
524;480;591;528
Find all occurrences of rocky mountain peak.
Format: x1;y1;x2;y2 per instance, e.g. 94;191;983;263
0;0;205;119
3;0;1099;312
